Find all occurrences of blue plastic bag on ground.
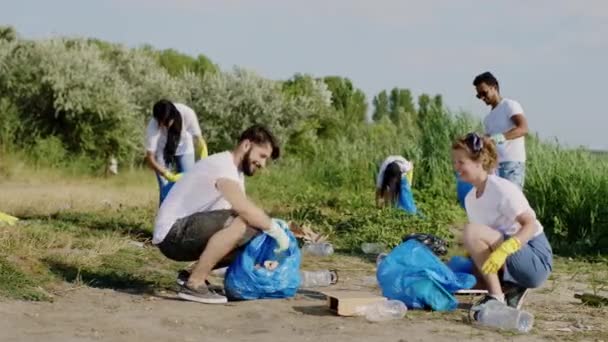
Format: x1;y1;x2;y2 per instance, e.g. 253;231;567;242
224;220;301;300
377;240;476;311
397;177;418;214
446;255;474;274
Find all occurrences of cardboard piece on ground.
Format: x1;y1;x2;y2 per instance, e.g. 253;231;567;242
322;290;387;316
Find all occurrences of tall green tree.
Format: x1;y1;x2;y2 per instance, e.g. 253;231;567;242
322;76;367;123
156;48;217;77
372;90;390;122
0;26;17;42
389;88;415;124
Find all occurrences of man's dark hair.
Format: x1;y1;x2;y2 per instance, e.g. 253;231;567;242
238;124;280;160
473;72;500;92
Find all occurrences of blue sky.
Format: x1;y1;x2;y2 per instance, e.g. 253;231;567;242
1;0;607;149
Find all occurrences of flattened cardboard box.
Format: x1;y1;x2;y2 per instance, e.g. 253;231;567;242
322;290;387;316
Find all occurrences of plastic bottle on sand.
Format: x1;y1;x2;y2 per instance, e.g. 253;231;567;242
299;270;338;288
357;300;407;322
474;300;534;333
301;242;334;256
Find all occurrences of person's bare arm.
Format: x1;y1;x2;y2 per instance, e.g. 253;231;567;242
503;114;528;140
216;178;272;231
512;211;537;245
145;151;169;175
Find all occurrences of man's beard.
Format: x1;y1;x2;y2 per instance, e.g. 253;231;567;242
241;149;254;176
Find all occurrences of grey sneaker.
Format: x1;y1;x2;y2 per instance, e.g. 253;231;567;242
176;270;223;292
178;284;228;304
505;287;529;310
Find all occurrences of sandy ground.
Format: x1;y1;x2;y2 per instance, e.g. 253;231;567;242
1;260;606;342
0;180;606;341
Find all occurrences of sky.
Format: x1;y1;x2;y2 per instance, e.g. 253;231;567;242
1;0;607;149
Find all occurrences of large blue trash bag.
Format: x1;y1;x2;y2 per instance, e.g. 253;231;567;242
377;240;476;311
446;255;474;274
224;220;301;300
397;176;418;214
455;173;473;209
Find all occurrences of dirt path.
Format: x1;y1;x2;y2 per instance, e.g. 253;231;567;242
1;261;606;342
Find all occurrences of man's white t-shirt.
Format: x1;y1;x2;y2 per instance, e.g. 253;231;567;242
483;98;525;163
144;103;203;166
465;175;543;237
152;151;244;244
376;156;413;189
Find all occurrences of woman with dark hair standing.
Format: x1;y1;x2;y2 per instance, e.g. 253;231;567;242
145;100;207;204
375;156;414;210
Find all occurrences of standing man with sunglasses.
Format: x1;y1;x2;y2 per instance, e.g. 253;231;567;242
473;72;529;189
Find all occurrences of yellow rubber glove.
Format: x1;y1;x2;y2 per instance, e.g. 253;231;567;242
405;168;414;187
196;136;208;160
163;171;182;183
482;238;522;274
0;212;19;226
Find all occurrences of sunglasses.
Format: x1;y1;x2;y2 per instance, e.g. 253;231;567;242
465;132;483;153
476;90;488;99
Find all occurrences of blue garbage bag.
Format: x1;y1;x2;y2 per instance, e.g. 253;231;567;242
456;173;473;209
224;220;301;300
377;240;476;311
397;177;418;215
446;255;474;274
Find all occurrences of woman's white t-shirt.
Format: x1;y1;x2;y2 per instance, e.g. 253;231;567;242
465;175;543;237
144;103;202;166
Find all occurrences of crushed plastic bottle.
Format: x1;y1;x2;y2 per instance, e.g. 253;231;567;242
356;300;407;322
474;300;534;333
299;270;338;288
376;253;388;266
361;243;386;255
301;242;334;256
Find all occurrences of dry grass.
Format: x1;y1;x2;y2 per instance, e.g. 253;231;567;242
0;167;175;300
0;176;156;218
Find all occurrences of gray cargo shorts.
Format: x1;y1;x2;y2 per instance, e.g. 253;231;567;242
156;210;259;263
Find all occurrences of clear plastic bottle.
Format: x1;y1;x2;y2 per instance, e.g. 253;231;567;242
361;243;386;255
376;253;388;266
357;300;407;322
474;301;534;333
299;270;338;288
301;242;334;256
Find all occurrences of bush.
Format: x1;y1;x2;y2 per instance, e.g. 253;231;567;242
0;38;140;163
525;136;608;254
188;68;333;154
